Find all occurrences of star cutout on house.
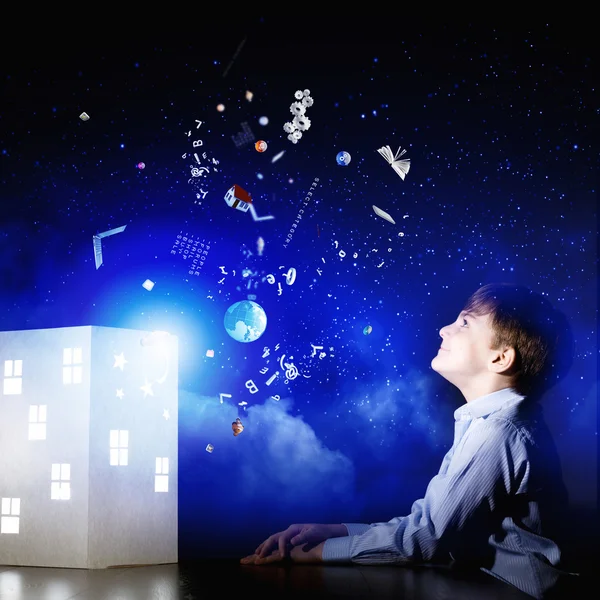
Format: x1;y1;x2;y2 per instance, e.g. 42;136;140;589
141;379;154;398
116;389;124;399
113;352;128;371
163;409;170;420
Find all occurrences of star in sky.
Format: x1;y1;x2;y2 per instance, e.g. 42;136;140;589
113;352;128;371
141;379;154;397
163;409;170;420
116;389;124;399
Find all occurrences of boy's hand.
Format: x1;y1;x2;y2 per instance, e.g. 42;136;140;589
240;541;325;565
248;523;346;560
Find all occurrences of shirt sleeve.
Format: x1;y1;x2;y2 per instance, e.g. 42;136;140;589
322;418;527;565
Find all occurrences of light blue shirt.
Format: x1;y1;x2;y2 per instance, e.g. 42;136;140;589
322;388;577;599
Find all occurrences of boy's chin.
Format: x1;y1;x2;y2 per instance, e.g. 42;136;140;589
431;357;450;379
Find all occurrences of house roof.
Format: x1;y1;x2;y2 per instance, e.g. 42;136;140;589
229;184;253;204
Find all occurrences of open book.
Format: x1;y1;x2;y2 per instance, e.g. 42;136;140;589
377;145;411;180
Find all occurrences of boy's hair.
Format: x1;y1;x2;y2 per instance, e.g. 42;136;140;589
462;283;574;397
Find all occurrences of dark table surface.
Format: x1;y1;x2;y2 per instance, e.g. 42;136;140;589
179;559;587;599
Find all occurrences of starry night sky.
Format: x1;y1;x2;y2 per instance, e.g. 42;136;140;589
0;19;597;558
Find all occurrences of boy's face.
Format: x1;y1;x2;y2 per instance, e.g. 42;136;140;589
431;310;500;396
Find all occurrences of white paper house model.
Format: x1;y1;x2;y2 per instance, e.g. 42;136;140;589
224;184;253;212
0;325;178;569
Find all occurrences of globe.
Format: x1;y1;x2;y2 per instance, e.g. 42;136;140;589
224;300;267;343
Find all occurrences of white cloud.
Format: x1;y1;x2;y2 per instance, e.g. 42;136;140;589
178;390;355;507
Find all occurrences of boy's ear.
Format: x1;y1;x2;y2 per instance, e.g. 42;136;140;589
490;346;517;374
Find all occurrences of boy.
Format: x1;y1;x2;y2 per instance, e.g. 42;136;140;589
241;283;577;599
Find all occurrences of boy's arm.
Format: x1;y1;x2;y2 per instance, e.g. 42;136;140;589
323;419;527;564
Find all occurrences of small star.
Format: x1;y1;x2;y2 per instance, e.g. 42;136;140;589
116;389;124;399
113;352;128;371
141;379;154;397
163;409;170;420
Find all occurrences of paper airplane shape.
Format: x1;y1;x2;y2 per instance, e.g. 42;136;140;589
248;204;275;222
93;225;127;269
372;205;396;225
377;145;411;180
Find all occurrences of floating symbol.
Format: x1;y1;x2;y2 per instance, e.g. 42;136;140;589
249;204;275;222
93;225;127;270
284;267;296;285
79;112;90;121
191;166;209;178
265;372;279;386
336;151;351;166
219;393;232;404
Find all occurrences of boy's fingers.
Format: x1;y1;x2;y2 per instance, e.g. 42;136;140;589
261;550;283;564
257;536;275;557
279;535;293;557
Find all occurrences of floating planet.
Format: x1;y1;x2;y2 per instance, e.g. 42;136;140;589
255;140;268;152
336;151;351;166
259;116;269;126
137;162;145;170
216;104;225;112
224;300;267;343
363;325;373;335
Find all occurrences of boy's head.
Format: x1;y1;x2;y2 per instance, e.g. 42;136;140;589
431;283;573;401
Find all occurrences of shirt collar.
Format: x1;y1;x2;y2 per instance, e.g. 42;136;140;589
454;387;526;421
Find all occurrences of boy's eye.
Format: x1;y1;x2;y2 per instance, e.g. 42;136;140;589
460;318;468;327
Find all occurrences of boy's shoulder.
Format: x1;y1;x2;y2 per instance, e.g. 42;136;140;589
484;399;549;448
